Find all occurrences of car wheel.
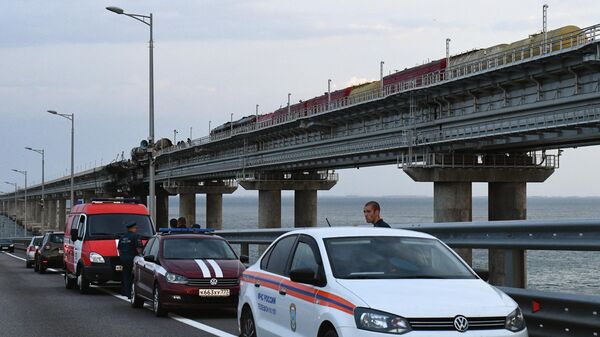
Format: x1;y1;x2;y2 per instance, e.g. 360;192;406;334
130;283;144;308
64;273;76;289
26;260;32;268
34;256;39;272
77;270;90;294
39;258;46;274
240;308;257;337
152;284;167;317
322;328;339;337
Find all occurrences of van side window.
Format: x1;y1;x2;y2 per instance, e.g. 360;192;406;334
77;215;86;240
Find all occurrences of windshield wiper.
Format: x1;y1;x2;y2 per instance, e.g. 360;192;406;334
397;275;449;279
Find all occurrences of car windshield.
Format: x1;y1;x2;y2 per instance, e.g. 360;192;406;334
49;234;64;244
87;214;154;238
162;238;237;260
324;236;476;280
0;239;12;244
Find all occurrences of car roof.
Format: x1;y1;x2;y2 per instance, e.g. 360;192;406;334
157;234;224;240
283;226;436;240
71;202;149;215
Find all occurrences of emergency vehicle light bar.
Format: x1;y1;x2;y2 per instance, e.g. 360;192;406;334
90;198;140;204
158;228;215;234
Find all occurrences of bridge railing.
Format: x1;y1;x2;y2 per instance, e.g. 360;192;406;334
216;219;600;337
399;151;559;169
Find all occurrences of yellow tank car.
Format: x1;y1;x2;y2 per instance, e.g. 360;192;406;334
347;81;381;104
507;25;581;61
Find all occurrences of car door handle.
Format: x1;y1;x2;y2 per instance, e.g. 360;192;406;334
254;281;260;288
279;288;287;296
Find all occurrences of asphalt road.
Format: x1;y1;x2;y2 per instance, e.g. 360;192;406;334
0;251;240;337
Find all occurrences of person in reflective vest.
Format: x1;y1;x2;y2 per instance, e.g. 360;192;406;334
118;221;143;298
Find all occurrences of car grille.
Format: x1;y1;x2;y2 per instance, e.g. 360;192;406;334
408;317;505;330
187;278;239;287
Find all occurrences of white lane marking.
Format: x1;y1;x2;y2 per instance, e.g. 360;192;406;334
207;259;223;278
3;252;26;261
170;314;237;337
194;259;211;278
2;252;236;336
94;286;237;337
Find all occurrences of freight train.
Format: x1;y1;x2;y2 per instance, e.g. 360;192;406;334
202;25;580;140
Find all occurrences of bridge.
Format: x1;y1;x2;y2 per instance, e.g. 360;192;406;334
2;25;600;290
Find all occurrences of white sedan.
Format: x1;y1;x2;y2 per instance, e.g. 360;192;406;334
238;227;527;337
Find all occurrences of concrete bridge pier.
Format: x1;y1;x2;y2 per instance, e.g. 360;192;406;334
488;182;527;288
155;190;170;229
164;180;237;229
239;171;337;229
58;198;67;231
404;164;553;288
47;199;57;229
433;182;473;264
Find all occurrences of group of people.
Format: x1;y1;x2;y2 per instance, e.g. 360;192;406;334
168;217;202;229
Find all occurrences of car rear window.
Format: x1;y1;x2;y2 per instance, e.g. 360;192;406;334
49;234;64;244
87;214;154;238
162;238;237;260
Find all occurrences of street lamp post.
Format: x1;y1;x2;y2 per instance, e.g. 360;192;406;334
12;170;27;237
48;110;75;208
107;6;156;223
25;147;45;228
327;79;332;109
4;182;17;237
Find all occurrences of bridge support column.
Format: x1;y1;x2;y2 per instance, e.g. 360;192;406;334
47;199;57;229
33;201;41;226
433;182;473;264
295;190;317;228
155;190;170;230
239;171;337;229
58;198;67;231
206;193;223;230
164;181;237;229
488;182;527;288
259;190;281;229
179;193;196;227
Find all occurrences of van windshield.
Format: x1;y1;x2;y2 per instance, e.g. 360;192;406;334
86;214;154;239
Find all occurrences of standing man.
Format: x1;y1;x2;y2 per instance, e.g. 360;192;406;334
177;216;187;228
118;221;143;298
363;201;390;228
169;218;178;228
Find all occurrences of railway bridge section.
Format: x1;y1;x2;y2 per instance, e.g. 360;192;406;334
3;24;600;288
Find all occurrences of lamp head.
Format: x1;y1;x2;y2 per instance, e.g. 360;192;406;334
106;6;125;14
25;147;32;150
47;110;57;115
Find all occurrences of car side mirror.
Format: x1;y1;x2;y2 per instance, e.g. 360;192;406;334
289;268;317;285
70;228;78;242
474;268;489;282
239;255;249;263
144;255;155;263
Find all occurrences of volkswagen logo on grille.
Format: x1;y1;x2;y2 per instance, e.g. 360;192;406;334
453;315;469;332
209;278;218;286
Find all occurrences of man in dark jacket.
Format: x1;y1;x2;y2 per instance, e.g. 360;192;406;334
363;201;390;228
118;222;143;298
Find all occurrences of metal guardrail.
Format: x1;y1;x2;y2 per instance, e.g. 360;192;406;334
500;287;600;337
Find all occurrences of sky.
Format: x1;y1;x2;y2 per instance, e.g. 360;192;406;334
1;0;600;197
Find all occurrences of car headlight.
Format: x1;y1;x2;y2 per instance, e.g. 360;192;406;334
505;307;526;332
165;272;188;284
9;244;14;247
354;307;411;334
89;252;105;264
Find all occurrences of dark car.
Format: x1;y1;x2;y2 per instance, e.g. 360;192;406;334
0;239;15;253
130;229;248;316
35;232;65;273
